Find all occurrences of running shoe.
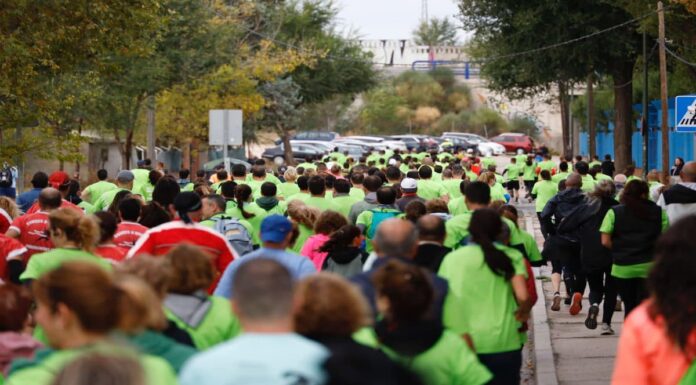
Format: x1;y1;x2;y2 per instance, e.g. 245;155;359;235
569;292;583;315
600;323;615;336
585;305;599;329
551;295;561;311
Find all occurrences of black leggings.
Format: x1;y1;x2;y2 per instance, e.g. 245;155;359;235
477;349;522;385
615;277;648;317
586;267;617;324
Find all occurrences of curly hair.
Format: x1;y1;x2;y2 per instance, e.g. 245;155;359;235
287;200;320;229
648;216;696;359
313;210;348;235
425;199;448;214
0;197;19;219
294;273;371;336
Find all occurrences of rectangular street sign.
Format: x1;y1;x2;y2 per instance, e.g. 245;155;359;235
209;110;243;146
675;95;696;133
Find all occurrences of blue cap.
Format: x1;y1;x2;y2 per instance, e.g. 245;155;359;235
260;215;293;243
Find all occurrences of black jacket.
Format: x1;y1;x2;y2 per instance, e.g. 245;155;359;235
413;243;451;273
577;196;619;272
540;188;586;241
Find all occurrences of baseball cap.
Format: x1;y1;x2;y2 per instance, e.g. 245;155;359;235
48;171;69;189
260;215;293;243
401;178;417;193
388;158;398;166
116;170;135;183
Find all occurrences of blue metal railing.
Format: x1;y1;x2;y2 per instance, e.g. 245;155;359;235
411;61;480;79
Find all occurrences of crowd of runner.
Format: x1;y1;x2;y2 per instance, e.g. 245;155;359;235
0;149;693;385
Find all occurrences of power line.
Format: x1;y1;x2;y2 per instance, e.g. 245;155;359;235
664;45;696;67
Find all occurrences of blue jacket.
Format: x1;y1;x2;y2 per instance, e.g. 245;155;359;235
16;188;41;213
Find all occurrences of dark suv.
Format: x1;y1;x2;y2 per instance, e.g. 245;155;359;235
275;131;340;145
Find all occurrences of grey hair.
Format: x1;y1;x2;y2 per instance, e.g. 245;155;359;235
373;223;419;257
590;179;616;199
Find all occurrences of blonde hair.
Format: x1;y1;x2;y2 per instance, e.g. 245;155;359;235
116;255;173;299
284;167;298;182
49;208;98;252
294;273;371;336
113;274;168;332
477;172;497;185
0;197;19;219
165;244;215;294
287;200;320;229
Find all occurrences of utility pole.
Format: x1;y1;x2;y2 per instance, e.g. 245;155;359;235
588;72;596;159
642;30;650;178
658;1;669;181
146;95;156;165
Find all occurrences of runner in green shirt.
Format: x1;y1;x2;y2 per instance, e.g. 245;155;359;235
304;176;333;212
356;187;400;253
531;170;559;214
81;169;117;204
522;158;537;201
92;170;134;212
481;155;496;170
439;209;532;383
331;179;360;218
349;173;366;200
538;154;556;174
503;157;523;203
416;166;449;201
278;167;301;199
551;161;570;183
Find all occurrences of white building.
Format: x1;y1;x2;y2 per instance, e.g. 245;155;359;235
357;39;474;76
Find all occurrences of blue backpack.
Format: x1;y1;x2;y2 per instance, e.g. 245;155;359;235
212;216;254;257
367;208;401;239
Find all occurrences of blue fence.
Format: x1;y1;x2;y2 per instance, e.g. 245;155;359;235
579;98;694;171
411;60;480;79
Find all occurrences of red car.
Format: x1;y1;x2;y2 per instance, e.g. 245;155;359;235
489;133;535;154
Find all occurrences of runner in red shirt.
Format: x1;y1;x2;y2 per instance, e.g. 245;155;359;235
6;188;63;261
113;197;147;248
24;198;81;215
126;192;237;291
93;211;129;263
0;233;27;283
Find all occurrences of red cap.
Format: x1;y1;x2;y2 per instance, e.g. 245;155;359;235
48;171;70;189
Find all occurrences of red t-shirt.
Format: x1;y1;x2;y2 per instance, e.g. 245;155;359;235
95;244;129;263
126;221;238;291
8;211;53;261
25;200;81;215
0;234;27;282
113;221;148;249
0;208;12;234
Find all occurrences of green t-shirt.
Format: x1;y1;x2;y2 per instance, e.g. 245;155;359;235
278;182;300;199
481;157;496;170
589;160;602;169
181;182;195;192
137;182;155;202
349;187;365;200
515;154;528;164
551;172;570;183
82;181;118;204
504;163;523;181
447;196;469;217
20;248;112;282
246;180;264;199
357;207;401;253
490;183;507;202
131;168;150;192
6;343;177;385
93;187;129;212
531;180;559;213
332;195;360;219
444;212;473;249
165;296;241;350
417;179;448;200
599;209;669;279
595;173;613;182
304;196;333;212
520;230;542;262
442;179;463;199
438;244;528;354
77;201;95;215
328;152;347;165
354;328;492;385
287;191;310;203
522;162;537;181
465;171;478;182
296;162;316;171
291;224;314;254
538;160;556;172
580;174;597;193
399;164;410;174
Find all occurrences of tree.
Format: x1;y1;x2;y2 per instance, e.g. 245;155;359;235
459;0;642;169
413;17;459;47
254;78;303;165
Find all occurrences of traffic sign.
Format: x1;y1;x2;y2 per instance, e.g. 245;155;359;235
675;95;696;132
209;110;243;146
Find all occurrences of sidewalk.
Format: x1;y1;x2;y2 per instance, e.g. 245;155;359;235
519;202;621;385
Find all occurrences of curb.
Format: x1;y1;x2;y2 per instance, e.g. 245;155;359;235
525;214;559;385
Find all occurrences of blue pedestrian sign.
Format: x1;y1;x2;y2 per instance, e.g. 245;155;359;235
675;95;696;132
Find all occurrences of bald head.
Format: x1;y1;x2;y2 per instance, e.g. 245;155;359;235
417;215;446;244
39;188;62;210
681;161;696;183
565;173;583;189
372;218;418;259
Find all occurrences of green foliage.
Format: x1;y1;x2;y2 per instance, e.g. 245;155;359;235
508;116;539;136
413;17;459;46
360;87;409;135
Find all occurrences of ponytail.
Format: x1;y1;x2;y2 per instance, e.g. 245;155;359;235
469;209;515;280
319;225;361;253
235;184;255;219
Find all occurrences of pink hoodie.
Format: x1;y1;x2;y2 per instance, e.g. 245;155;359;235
0;332;43;376
300;233;331;271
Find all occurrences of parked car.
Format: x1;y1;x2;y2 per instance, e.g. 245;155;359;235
342;136;408;151
390;135;439;151
442;132;505;156
290;140;335;152
203;157;252;173
439;136;478;154
489;133;536;154
274;131;340;145
333;137;387;151
262;143;326;165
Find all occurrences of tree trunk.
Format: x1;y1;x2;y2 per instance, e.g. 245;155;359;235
278;124;296;166
124;128;134;170
558;81;572;158
587;73;596;158
182;138;192;171
612;61;635;174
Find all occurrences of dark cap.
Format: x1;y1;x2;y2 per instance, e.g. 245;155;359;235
174;192;202;213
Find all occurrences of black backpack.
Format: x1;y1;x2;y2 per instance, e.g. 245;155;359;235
0;167;13;188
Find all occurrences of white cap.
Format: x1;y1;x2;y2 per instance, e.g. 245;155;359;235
388;158;398;166
401;178;417;192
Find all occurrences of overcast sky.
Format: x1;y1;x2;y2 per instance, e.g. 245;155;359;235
336;0;465;41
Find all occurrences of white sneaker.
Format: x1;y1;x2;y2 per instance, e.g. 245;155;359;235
600;323;615;336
